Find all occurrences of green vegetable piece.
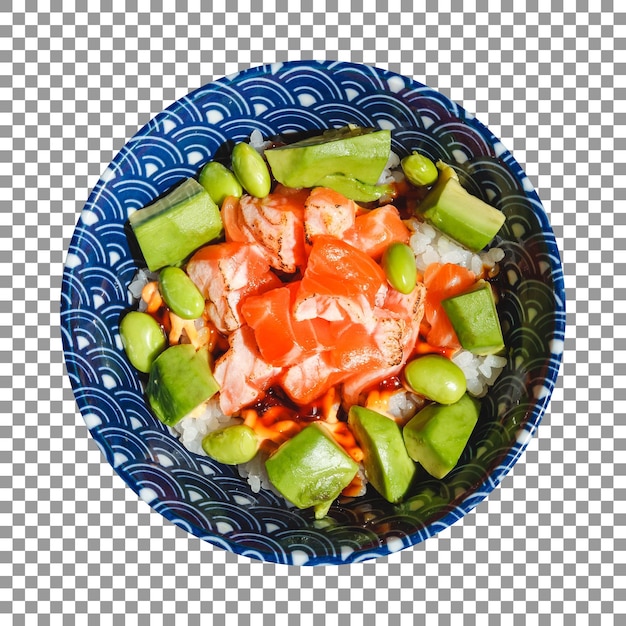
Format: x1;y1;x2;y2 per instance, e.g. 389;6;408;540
416;161;505;251
146;344;220;426
158;266;205;320
202;424;259;465
231;142;271;198
198;161;242;206
119;311;167;373
265;125;391;189
265;423;358;519
403;393;480;479
382;242;417;294
441;280;505;356
348;406;416;504
401;151;438;187
313;173;394;202
403;354;466;405
129;178;223;271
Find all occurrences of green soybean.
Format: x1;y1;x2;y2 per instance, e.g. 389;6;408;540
401;152;438;187
231;142;271;198
119;311;167;373
202;424;259;465
198;161;242;206
404;354;467;405
382;242;417;294
159;266;205;320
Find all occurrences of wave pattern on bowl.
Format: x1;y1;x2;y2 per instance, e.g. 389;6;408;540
61;60;565;565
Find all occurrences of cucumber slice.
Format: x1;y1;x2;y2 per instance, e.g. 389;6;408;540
129;178;223;271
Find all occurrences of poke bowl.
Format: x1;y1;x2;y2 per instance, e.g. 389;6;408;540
60;60;565;565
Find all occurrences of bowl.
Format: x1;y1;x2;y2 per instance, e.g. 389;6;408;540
61;60;565;565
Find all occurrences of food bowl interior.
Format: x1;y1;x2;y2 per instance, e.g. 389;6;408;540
61;60;565;565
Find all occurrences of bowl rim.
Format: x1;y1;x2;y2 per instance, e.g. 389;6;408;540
61;59;566;565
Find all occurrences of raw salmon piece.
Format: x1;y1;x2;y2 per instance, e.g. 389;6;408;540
221;195;250;243
279;352;347;406
341;283;426;407
213;325;282;415
293;235;387;324
345;204;410;260
328;318;405;373
303;186;358;243
241;281;338;367
423;263;476;349
237;192;307;273
187;241;280;333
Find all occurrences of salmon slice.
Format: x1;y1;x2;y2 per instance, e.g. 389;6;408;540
235;191;308;273
241;281;340;367
303;186;358;244
187;241;281;333
341;282;426;407
344;204;410;260
221;195;249;243
213;325;283;415
293;235;387;324
327;317;404;372
279;352;347;406
423;263;476;349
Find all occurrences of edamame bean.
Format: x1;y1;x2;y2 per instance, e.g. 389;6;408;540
202;424;259;465
401;152;438;187
231;142;271;198
158;266;205;320
119;311;167;373
382;242;417;294
404;354;466;405
198;161;242;207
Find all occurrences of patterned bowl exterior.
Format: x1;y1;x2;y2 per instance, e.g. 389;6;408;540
61;61;565;565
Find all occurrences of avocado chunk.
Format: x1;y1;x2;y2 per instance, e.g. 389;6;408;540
129;177;223;271
403;393;480;479
441;280;505;355
264;125;391;189
313;174;394;202
265;423;358;519
416;161;505;252
348;406;416;504
146;344;220;426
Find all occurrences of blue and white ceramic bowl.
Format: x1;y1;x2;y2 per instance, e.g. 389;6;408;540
61;61;565;565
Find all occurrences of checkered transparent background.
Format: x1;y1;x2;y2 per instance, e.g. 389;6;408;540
2;1;624;623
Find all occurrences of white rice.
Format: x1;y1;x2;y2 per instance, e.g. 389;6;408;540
248;128;273;155
127;268;158;306
407;217;505;275
452;350;507;398
170;397;240;456
377;151;403;185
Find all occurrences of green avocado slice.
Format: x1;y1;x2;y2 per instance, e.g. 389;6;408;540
348;406;416;504
313;174;394;202
146;344;220;426
265;423;358;519
129;177;223;271
402;393;480;479
441;280;505;356
416;161;505;252
264;125;391;189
